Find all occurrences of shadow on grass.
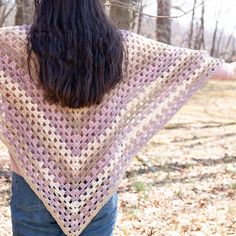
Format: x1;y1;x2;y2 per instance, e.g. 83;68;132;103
120;155;236;193
126;154;236;179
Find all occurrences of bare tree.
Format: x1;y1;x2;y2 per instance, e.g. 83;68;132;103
137;1;144;34
188;0;197;48
109;0;132;30
15;0;34;25
194;0;205;49
156;0;171;44
210;20;218;56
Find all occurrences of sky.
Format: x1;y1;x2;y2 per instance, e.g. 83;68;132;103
142;0;236;37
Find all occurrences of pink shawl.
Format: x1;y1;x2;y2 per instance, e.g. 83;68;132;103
0;25;224;235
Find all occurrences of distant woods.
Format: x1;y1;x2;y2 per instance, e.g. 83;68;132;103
0;0;235;61
105;0;171;44
3;0;171;44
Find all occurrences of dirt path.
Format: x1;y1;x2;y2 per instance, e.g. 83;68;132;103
1;80;236;236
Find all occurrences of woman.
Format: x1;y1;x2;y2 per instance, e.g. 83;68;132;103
0;0;235;235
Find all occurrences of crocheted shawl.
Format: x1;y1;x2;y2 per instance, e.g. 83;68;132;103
0;25;224;236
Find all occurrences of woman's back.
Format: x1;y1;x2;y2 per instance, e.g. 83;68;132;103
0;23;226;235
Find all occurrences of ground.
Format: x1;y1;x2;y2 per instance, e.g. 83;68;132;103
0;80;236;236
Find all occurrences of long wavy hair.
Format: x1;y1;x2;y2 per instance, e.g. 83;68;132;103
27;0;127;109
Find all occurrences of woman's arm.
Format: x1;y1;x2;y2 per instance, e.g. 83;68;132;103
211;62;236;80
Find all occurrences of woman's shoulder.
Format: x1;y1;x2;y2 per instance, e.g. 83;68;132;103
0;24;31;32
119;29;150;43
0;24;31;43
0;25;31;73
118;29;171;53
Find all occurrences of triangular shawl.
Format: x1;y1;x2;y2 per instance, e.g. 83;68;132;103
0;25;224;235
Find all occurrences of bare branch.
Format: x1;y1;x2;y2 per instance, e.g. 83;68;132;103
105;0;211;19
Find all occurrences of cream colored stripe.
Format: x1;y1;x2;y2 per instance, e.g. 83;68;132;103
1;75;74;164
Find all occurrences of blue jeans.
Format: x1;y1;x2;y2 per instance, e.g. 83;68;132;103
10;171;118;236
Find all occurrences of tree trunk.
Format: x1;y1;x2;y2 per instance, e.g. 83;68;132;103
156;0;171;44
109;0;131;30
15;0;34;25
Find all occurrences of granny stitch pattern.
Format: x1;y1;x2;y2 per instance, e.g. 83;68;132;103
0;25;224;235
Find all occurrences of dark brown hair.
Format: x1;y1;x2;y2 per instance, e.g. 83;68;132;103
27;0;126;109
